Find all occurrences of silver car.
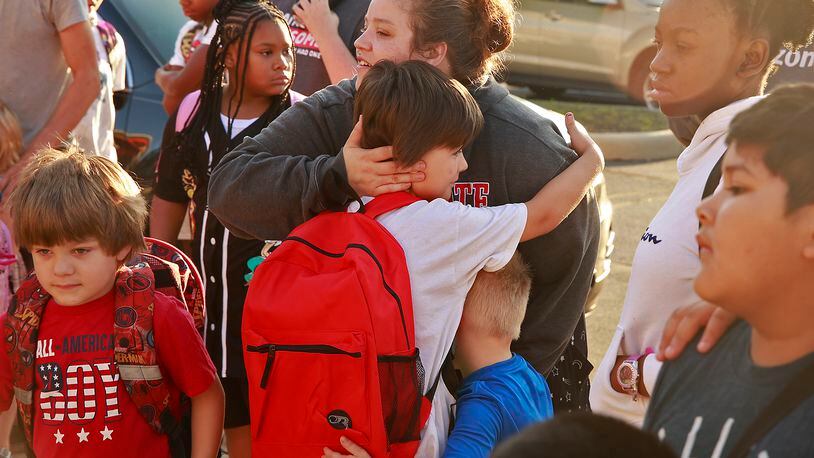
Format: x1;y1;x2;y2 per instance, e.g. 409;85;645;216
507;0;661;102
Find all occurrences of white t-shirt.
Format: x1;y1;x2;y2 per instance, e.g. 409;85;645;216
168;20;217;67
72;12;125;161
356;198;527;457
589;96;763;426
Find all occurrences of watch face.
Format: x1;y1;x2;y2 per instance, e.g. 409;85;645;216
619;365;634;385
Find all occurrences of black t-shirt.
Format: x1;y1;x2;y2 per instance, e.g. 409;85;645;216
273;0;369;95
766;43;814;91
645;321;814;457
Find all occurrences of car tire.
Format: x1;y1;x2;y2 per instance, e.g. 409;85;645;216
627;47;657;105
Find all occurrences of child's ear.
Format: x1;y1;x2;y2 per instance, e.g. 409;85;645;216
115;246;132;266
737;38;770;79
224;46;238;70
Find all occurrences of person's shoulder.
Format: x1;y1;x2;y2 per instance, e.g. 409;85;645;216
176;20;198;38
309;79;357;108
50;0;90;32
660;320;750;388
151;290;190;320
474;85;574;171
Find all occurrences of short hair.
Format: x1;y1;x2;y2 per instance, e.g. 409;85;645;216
726;83;814;214
353;60;483;167
0;100;22;174
8;146;147;255
492;413;678;458
462;251;530;341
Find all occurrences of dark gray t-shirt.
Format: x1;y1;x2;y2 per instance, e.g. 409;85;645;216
644;321;814;458
273;0;368;96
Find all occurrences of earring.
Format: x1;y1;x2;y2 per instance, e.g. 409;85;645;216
222;69;230;87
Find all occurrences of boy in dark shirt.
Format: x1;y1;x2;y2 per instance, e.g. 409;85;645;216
644;84;814;457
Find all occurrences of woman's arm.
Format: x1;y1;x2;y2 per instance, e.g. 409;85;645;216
520;113;605;242
208;85;423;240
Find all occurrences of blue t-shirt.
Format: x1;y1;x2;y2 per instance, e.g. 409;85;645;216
443;354;554;457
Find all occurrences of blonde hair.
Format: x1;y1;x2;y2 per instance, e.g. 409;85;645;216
0;100;22;174
463;251;531;340
9;146;147;255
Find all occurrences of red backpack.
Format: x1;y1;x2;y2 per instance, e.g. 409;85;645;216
243;192;438;457
6;237;204;457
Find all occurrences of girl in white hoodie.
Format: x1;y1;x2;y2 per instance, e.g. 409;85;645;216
590;0;814;425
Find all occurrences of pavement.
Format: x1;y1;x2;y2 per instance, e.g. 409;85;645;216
586;158;680;373
593;130;684;162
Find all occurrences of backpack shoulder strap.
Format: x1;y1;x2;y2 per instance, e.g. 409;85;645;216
361;192;421;219
140;237;205;333
727;362;814;458
95;18;119;64
703;150;726;200
175;90;202;133
113;265;177;430
6;274;51;449
113;263;189;455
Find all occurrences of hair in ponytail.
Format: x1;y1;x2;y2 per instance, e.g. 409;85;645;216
174;0;293;180
407;0;515;86
723;0;814;63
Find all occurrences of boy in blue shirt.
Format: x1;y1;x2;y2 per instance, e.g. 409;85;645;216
443;252;553;457
325;252;554;458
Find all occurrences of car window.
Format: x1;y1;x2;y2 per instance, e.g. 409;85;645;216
113;0;187;63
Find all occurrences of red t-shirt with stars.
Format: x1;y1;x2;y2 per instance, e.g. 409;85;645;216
0;289;216;457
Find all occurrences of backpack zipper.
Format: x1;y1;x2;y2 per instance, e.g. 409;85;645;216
246;343;362;388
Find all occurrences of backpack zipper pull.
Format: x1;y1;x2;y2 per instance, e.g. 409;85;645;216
260;344;276;389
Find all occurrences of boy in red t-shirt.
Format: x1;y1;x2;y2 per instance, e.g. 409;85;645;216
0;147;224;457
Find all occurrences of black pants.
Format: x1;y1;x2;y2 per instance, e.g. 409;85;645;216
546;314;593;413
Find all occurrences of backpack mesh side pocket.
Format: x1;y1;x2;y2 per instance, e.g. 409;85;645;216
377;349;425;446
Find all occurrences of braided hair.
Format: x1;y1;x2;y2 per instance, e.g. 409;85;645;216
175;0;294;180
721;0;814;64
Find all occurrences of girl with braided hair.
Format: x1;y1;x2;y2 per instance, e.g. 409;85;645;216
591;0;814;426
150;1;301;455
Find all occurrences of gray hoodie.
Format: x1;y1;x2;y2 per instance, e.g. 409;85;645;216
208;77;600;375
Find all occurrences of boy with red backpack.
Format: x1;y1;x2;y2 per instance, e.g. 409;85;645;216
242;60;603;457
0;147;223;457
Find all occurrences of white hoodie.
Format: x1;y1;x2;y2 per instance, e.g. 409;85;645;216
589;96;763;426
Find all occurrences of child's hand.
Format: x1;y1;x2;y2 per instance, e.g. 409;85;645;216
564;113;595;157
294;0;340;40
343;117;425;197
322;436;371;458
565;112;604;169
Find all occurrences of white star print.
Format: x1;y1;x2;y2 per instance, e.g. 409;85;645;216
77;428;89;443
100;426;114;441
54;429;64;444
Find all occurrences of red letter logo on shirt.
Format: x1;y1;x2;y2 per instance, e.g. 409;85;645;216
452;182;490;207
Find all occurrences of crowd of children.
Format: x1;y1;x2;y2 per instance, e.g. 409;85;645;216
0;0;812;457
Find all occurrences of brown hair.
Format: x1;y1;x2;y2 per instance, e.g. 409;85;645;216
354;60;483;166
0;100;22;174
9;146;147;255
462;251;531;340
726;83;814;213
407;0;515;85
